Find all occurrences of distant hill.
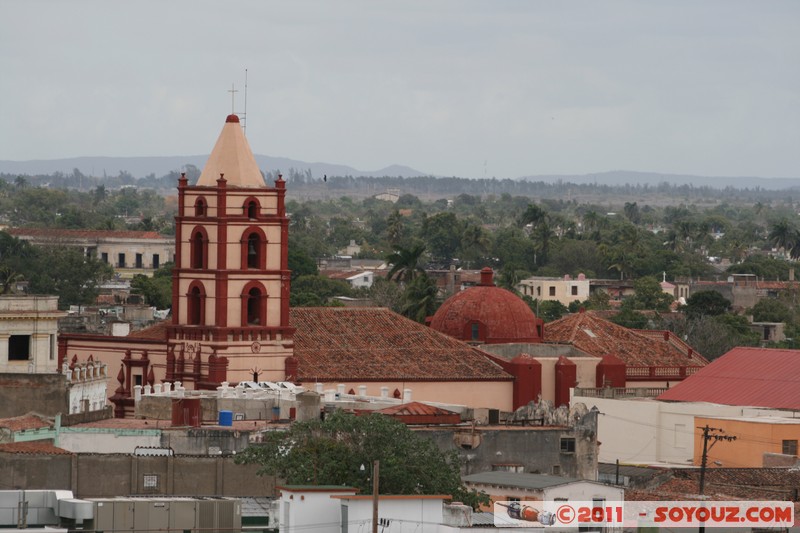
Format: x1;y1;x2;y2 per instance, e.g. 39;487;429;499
519;170;800;190
0;155;428;180
1;156;799;190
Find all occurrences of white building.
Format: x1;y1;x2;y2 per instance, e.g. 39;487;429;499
571;390;792;465
0;296;63;374
517;274;590;307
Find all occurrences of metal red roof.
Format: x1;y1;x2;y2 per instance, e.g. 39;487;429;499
657;347;800;409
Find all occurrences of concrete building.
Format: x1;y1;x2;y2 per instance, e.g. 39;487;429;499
5;228;174;279
0;295;63;374
516;273;590;307
0;295;108;419
463;471;623;509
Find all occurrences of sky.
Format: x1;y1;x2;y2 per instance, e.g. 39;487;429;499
1;1;798;179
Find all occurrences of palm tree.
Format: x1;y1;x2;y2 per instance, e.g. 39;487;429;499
385;243;426;283
769;219;796;257
386;211;405;246
401;273;439;323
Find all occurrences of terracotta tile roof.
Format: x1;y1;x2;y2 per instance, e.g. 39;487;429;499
544;311;707;367
626;468;800;501
290;307;512;382
127;320;170;340
0;413;52;432
0;441;72;455
6;228;167;240
657;347;800;409
320;270;369;280
375;402;457;417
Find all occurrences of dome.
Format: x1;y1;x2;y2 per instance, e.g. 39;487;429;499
429;268;543;344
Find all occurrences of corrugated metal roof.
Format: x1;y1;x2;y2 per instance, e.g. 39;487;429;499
463;471;578;490
657;346;800;409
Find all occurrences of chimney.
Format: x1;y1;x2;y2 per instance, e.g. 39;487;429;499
479;267;495;286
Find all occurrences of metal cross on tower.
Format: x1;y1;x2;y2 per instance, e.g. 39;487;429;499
227;84;238;114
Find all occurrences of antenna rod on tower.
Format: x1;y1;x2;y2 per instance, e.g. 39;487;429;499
243;68;248;136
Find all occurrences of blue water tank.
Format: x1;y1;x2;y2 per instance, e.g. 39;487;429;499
218;410;233;426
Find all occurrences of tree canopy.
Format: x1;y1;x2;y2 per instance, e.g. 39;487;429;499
235;411;488;509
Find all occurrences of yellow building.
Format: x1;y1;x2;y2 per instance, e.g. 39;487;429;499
694;416;800;468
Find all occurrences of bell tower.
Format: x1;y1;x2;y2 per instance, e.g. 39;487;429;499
167;114;293;388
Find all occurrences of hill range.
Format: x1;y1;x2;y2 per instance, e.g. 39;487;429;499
1;156;799;190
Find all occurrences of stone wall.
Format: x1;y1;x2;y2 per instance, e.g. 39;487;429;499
0;373;69;418
0;452;276;498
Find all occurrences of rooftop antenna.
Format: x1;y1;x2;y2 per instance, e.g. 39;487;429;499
242;68;248;136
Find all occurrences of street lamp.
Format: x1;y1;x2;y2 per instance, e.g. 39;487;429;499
360;460;380;533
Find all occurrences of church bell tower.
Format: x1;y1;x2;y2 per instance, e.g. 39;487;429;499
167;114;294;388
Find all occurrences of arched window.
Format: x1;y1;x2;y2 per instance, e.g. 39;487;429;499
195;197;207;217
247;234;259;269
241;282;267;327
191;230;206;269
188;285;203;325
240;227;266;270
246;287;261;325
247;200;258;219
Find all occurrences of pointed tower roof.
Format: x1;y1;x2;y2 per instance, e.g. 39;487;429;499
196;114;266;188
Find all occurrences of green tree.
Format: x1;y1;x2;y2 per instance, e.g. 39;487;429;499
610;304;649;329
401;273;439;323
235;411;488;509
288;246;318;280
130;263;174;309
421;212;462;263
290;275;353;307
386;243;427;283
750;298;791;323
631;276;673;311
682;290;732;318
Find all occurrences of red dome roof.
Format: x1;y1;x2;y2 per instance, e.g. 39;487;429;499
429;268;543;344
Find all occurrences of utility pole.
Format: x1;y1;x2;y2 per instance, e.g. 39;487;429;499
698;425;736;495
698;425;736;533
372;460;380;533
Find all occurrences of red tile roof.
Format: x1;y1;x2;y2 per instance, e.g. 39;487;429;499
6;228;167;240
627;468;800;501
544;311;707;367
127;320;170;340
376;402;457;417
291;307;512;382
657;347;800;409
0;413;52;432
0;441;72;455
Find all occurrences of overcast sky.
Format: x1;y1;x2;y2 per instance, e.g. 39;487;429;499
1;1;798;179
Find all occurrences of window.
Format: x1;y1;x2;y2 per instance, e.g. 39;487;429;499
8;335;30;361
471;323;480;341
143;474;159;489
247;287;262;325
134;374;143;387
560;437;576;453
571;286;578;296
101;252;108;263
549;286;556;297
188;286;203;325
247;200;258;219
195;198;207;217
191;230;206;269
135;253;143;268
536;286;541;296
118;253;126;268
247;234;260;269
153;254;160;269
783;440;798;456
